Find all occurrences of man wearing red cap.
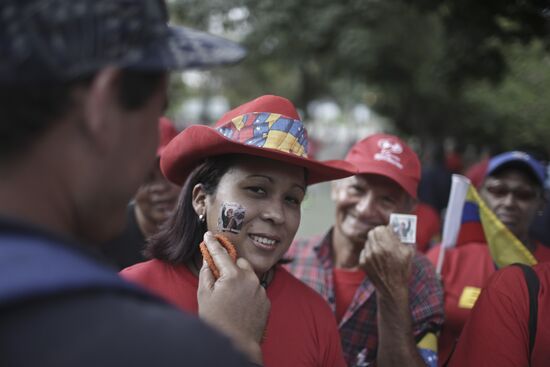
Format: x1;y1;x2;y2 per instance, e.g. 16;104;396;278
102;117;181;269
285;133;444;367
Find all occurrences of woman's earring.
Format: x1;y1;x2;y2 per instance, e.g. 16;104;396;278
199;213;206;223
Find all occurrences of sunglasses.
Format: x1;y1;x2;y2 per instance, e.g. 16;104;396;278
484;185;539;201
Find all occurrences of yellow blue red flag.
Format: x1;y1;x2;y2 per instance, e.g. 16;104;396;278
460;185;537;268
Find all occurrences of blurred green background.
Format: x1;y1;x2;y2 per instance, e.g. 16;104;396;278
163;0;550;235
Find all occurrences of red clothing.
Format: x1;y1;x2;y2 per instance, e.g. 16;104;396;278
534;242;550;262
333;268;365;322
121;259;346;367
464;157;489;189
448;263;550;367
414;202;441;253
427;242;550;365
427;243;494;365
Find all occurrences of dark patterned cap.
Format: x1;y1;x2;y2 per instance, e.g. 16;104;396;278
0;0;246;83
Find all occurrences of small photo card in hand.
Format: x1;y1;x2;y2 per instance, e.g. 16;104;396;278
389;213;417;244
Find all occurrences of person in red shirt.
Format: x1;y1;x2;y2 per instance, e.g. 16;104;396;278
122;95;354;367
448;262;550;367
427;151;549;365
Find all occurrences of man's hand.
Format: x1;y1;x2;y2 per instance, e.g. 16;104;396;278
197;232;270;365
359;225;414;299
360;226;428;367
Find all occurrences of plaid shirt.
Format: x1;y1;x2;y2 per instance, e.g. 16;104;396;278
284;229;444;367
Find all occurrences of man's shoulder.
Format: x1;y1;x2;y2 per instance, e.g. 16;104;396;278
0;291;248;367
0;228;249;367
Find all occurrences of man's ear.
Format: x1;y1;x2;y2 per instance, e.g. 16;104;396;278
192;183;208;216
80;67;124;151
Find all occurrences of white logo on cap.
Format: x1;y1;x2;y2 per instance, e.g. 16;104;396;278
374;139;403;169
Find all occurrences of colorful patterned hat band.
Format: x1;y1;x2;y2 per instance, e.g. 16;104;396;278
216;112;309;158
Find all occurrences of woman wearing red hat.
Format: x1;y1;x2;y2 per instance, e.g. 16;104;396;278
121;95;353;367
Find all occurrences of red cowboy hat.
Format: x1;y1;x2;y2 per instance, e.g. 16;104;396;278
161;95;354;185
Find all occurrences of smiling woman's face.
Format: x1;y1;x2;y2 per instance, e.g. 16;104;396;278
202;156;306;276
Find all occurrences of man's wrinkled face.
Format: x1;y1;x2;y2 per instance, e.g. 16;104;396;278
332;174;412;246
480;168;543;239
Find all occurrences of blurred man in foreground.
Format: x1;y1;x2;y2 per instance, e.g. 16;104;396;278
0;1;268;366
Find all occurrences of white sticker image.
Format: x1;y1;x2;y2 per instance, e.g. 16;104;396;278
218;202;245;234
389;213;417;244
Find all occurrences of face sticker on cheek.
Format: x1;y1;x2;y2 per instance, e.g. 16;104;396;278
218;202;246;234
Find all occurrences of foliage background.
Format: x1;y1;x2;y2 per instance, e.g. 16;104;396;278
166;0;550;157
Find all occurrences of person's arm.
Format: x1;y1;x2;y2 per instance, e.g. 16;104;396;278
197;232;270;366
360;226;428;367
448;266;531;367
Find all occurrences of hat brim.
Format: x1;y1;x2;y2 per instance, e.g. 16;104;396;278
353;162;418;199
487;157;545;186
126;25;246;71
161;125;355;186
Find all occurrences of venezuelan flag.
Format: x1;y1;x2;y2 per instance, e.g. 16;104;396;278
455;185;537;268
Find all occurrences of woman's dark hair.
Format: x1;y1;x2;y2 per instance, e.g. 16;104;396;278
0;69;165;162
145;155;238;264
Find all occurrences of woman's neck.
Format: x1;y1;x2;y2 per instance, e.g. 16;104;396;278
332;228;363;269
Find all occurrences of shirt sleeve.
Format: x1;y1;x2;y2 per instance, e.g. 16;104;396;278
448;266;531;367
409;254;445;340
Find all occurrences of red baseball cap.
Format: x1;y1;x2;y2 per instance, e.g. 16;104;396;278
161;95;355;186
157;117;179;156
345;133;421;198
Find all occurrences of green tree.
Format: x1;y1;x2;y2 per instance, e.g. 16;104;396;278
168;0;550;148
463;41;550;150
